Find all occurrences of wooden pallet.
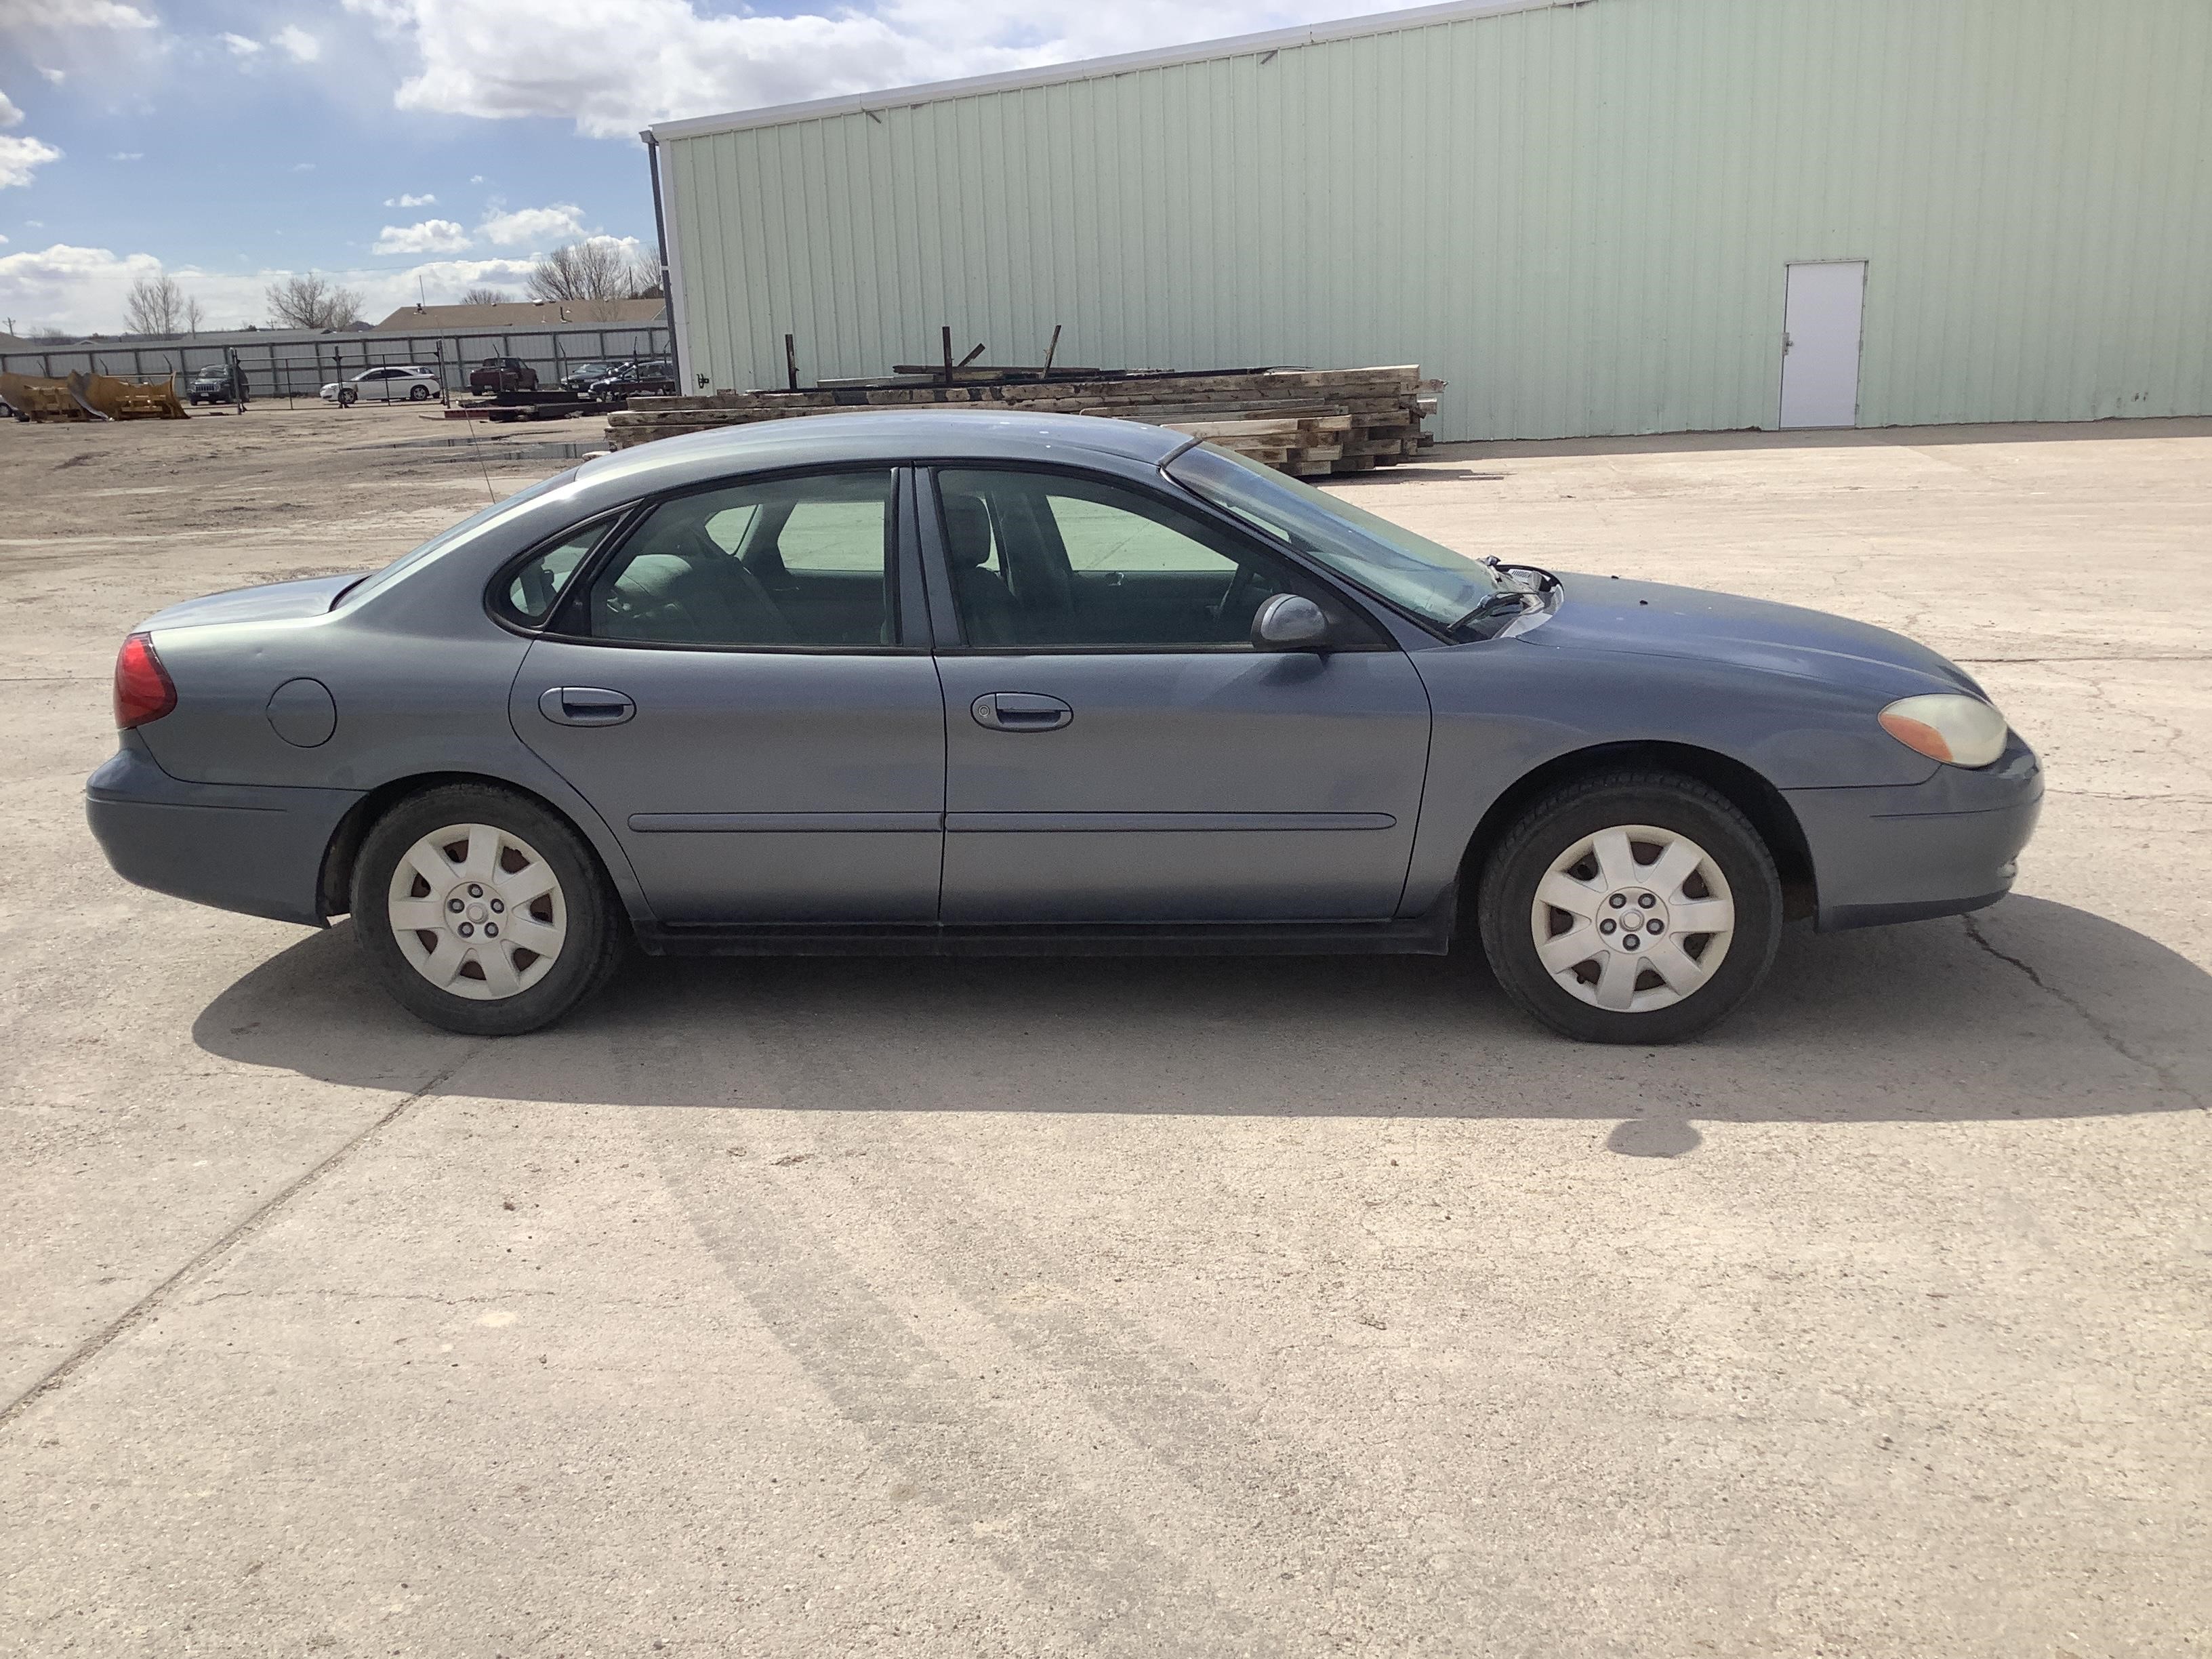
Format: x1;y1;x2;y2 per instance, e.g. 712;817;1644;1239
605;365;1443;476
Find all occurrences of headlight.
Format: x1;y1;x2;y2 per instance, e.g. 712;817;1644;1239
1879;694;2009;768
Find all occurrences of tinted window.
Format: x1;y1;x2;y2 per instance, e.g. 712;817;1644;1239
499;516;616;626
935;468;1366;650
584;470;895;648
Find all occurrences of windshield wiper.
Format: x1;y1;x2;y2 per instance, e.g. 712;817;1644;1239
1483;555;1561;593
1448;590;1533;639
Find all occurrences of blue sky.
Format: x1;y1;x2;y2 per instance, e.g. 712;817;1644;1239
0;0;1404;336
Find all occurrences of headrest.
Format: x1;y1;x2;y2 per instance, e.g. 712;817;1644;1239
941;495;994;569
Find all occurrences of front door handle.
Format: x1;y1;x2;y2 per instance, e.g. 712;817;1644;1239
539;686;635;726
971;691;1072;732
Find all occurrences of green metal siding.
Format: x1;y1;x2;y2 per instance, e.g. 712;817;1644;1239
663;0;2212;441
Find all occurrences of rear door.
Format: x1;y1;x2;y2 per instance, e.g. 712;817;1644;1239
924;464;1432;924
508;467;945;924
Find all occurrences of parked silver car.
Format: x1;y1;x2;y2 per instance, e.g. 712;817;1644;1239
87;412;2041;1041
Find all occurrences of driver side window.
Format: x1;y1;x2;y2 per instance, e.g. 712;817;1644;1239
583;470;895;649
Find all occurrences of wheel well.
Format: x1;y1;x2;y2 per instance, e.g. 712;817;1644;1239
316;773;607;919
1458;742;1817;922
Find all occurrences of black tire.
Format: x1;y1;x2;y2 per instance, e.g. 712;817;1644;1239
409;384;430;401
350;783;627;1036
337;385;357;407
1477;770;1782;1044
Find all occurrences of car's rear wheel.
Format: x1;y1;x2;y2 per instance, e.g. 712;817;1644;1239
351;784;625;1036
1477;771;1781;1044
409;384;430;401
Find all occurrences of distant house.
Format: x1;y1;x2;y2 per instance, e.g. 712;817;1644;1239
375;300;668;332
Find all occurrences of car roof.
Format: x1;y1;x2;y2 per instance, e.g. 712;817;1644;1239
575;410;1191;494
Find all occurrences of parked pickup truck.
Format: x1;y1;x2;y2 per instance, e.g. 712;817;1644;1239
468;357;539;394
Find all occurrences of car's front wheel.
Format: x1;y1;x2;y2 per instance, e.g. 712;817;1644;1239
351;784;626;1036
1477;771;1782;1044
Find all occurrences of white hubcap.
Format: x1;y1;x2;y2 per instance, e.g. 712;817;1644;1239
386;823;566;1002
1530;824;1735;1014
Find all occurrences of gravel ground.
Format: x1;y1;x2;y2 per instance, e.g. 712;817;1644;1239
1;404;2207;1657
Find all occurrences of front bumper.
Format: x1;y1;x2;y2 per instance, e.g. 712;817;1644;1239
1786;735;2044;931
85;735;362;928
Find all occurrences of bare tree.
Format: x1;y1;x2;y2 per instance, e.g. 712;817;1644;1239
265;271;365;331
459;287;512;306
527;240;630;310
625;246;664;300
125;271;204;337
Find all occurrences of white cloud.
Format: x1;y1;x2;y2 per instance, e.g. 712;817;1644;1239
292;161;316;172
274;24;323;62
0;1;157;28
478;203;586;246
373;218;470;255
342;0;1406;138
39;67;67;85
0;87;63;187
0;132;62;190
220;32;264;57
0;240;549;333
386;191;436;207
110;150;144;161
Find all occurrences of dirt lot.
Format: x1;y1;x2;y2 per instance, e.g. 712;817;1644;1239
2;404;2207;1657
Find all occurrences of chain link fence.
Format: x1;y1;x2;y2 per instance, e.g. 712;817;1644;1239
0;324;674;403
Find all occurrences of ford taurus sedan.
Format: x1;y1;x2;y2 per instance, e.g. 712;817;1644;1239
85;411;2042;1042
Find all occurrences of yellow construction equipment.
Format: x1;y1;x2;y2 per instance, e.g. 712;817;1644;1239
0;369;187;422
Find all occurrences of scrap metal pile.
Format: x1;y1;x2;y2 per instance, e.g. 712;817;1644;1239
0;370;186;423
607;362;1441;476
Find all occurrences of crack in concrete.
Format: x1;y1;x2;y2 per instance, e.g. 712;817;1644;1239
1961;916;2204;1111
2050;790;2212;805
1952;653;2212;664
0;1048;484;1433
185;1288;556;1308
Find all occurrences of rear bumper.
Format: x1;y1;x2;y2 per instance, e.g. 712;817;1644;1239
1787;736;2044;932
85;737;362;928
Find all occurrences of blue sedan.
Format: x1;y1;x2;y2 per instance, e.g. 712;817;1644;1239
86;411;2041;1042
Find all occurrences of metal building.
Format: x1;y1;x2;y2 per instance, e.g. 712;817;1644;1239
645;0;2212;442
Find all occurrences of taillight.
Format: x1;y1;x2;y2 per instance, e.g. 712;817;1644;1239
113;632;176;729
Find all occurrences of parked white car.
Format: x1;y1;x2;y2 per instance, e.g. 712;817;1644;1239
321;366;443;405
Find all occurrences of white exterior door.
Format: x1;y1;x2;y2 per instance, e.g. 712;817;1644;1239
1778;260;1866;428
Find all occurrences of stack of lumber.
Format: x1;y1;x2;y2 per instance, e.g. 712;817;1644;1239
607;365;1440;476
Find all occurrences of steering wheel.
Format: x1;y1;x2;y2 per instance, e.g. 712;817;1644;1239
1213;562;1267;628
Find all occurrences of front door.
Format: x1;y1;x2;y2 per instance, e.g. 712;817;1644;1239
509;467;944;924
1779;260;1868;429
923;465;1432;924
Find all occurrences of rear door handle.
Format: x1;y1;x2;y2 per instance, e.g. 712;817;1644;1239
971;691;1072;732
539;686;635;726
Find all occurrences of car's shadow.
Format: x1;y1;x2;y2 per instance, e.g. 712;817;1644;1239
193;895;2207;1150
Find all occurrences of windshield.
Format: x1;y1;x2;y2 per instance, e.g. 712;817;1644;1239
1166;443;1500;630
336;468;582;608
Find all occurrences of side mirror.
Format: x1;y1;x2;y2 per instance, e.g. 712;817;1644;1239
1252;592;1332;652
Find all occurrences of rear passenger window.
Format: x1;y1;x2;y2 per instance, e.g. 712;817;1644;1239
498;516;615;626
584;470;895;648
